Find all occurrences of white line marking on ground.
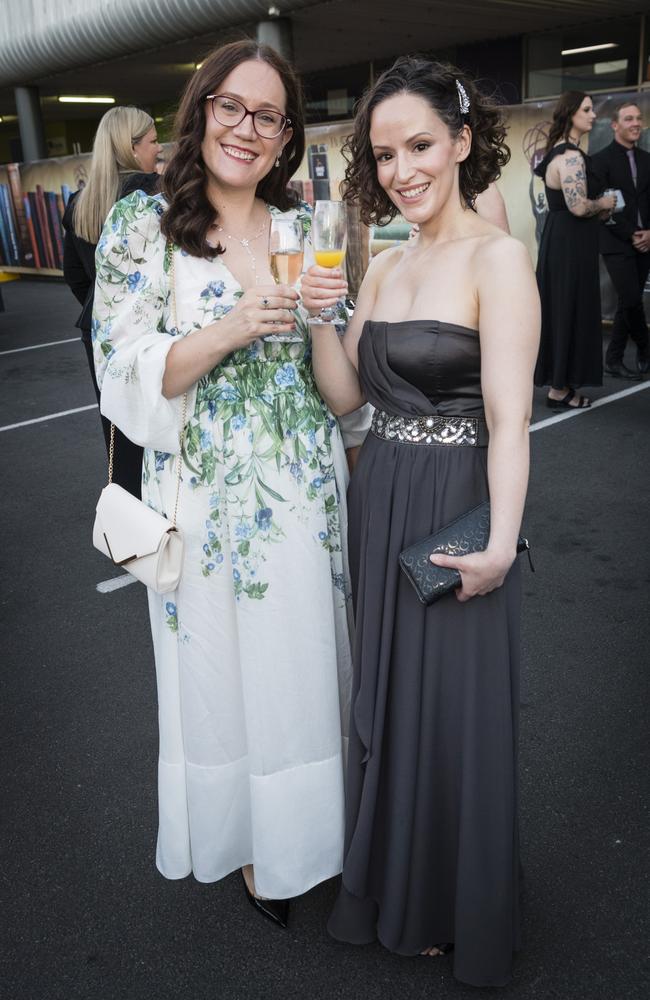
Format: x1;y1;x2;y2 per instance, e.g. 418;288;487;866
0;404;97;432
530;379;650;433
0;337;79;356
96;573;137;594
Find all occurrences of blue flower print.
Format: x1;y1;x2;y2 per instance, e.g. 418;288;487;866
207;400;217;420
155;451;171;471
231;413;246;431
200;280;225;299
127;270;147;293
200;429;212;449
235;521;253;540
218;384;239;402
274;363;297;388
255;508;273;530
231;552;239;565
233;569;241;582
318;531;328;541
289;461;303;482
216;553;224;564
165;602;178;633
311;477;323;489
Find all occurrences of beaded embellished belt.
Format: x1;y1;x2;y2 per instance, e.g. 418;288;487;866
371;409;488;447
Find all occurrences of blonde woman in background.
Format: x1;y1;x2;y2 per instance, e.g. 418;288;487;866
62;105;162;496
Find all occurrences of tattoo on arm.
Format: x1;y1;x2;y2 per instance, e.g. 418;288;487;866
560;154;601;217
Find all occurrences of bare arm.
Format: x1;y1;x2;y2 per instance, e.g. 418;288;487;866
558;153;615;218
479;238;539;560
162;284;298;398
430;237;540;600
308;249;394;415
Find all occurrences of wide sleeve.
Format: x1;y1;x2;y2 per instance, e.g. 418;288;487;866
93;192;196;454
297;200;372;448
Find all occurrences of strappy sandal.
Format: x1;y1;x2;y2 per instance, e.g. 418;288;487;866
421;943;455;956
546;389;591;410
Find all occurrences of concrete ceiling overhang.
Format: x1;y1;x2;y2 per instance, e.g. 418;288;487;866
0;0;646;121
0;0;323;86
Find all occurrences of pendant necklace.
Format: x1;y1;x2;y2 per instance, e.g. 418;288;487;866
215;215;269;286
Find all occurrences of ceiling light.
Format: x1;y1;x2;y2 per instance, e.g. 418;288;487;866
561;43;618;56
58;96;116;104
268;5;280;15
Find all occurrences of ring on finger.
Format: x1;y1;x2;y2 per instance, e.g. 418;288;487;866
261;296;270;309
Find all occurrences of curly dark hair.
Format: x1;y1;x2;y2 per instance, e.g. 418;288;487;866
544;91;589;152
342;56;510;226
161;40;305;258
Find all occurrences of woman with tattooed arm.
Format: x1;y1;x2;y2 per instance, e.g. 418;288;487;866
534;91;616;408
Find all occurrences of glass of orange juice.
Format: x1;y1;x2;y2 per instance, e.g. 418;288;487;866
309;200;347;325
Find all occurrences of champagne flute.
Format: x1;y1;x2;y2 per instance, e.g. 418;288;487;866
603;188;624;227
265;217;304;342
309;200;347;325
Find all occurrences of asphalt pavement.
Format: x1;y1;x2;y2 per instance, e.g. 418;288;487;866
0;278;648;1000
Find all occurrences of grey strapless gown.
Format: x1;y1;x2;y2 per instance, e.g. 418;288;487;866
327;321;522;989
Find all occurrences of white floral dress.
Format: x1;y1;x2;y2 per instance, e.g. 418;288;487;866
93;191;359;897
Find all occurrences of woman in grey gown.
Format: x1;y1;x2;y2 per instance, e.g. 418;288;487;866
302;58;540;987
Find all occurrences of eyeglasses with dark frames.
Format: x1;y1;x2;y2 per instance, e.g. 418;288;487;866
205;95;291;139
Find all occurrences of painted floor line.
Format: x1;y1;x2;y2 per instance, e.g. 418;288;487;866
0;337;79;356
530;379;650;433
0;403;98;432
96;573;137;594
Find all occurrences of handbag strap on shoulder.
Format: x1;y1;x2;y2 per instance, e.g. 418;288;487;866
107;240;188;530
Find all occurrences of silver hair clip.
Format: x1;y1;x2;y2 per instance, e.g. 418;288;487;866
456;80;470;117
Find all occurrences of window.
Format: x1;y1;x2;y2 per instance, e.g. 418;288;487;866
526;17;641;98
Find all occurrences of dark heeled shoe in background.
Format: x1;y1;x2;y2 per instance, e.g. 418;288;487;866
240;868;290;929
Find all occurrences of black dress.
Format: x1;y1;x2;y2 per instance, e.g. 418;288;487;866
534;142;602;389
328;321;522;989
62;172;159;497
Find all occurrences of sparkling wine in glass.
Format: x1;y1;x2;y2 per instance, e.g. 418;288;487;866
310;200;347;324
603;188;624;227
266;217;304;342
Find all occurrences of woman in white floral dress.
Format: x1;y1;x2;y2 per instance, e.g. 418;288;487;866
93;41;360;924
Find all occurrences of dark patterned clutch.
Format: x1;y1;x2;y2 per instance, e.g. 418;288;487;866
399;500;531;606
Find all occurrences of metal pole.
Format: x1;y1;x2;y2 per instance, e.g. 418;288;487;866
14;86;47;162
256;18;294;61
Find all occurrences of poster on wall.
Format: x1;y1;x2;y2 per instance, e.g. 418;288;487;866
0;154;90;272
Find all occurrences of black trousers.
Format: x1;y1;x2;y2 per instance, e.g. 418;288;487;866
82;336;144;499
602;252;650;365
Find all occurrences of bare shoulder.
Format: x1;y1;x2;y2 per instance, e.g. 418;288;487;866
363;241;403;286
557;146;586;172
474;232;532;278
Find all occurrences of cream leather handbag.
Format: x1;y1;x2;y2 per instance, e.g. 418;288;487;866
93;243;187;594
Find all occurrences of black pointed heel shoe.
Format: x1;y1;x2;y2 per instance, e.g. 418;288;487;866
240;869;290;929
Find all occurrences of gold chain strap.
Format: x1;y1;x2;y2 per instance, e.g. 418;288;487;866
107;240;188;530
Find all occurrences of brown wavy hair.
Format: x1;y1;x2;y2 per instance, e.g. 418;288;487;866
342;56;510;225
544;91;588;152
161;40;305;258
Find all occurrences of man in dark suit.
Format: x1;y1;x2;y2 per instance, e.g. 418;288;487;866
591;101;650;378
